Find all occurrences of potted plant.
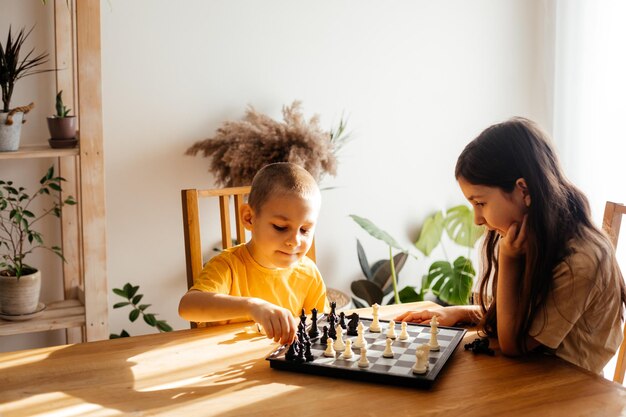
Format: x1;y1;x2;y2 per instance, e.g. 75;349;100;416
0;166;76;318
47;90;77;148
0;26;50;152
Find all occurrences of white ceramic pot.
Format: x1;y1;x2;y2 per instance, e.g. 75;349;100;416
0;269;41;315
0;112;24;152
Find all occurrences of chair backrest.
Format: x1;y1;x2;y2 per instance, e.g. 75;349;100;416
181;187;316;291
602;201;626;384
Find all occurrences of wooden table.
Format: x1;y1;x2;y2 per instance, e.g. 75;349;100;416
1;302;624;416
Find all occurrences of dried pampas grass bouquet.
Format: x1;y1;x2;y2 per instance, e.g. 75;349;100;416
186;101;347;187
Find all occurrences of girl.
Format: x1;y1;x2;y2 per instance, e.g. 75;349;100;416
396;117;626;374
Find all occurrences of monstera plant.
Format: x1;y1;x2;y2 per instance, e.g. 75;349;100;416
415;205;484;305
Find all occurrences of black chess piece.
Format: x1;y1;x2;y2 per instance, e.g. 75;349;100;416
285;341;298;361
328;319;337;340
464;337;494;356
308;308;319;338
346;312;359;336
339;312;347;329
304;340;314;362
329;301;338;323
295;341;306;363
320;325;329;345
300;308;307;326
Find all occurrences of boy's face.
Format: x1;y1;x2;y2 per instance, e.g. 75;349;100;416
242;192;321;269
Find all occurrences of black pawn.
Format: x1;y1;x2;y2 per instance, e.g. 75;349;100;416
339;312;347;329
308;308;320;338
328;320;337;340
304;340;314;362
321;325;329;345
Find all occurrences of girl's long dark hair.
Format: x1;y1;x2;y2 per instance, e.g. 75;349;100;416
455;117;626;352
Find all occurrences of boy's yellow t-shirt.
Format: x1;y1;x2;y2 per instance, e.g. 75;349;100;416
190;243;329;317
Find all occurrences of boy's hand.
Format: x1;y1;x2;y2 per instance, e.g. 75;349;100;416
248;299;297;345
499;214;528;259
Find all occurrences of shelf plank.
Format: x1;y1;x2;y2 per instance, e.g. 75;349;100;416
0;145;79;160
0;299;85;336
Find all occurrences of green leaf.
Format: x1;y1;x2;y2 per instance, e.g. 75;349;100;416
349;214;405;252
113;302;131;309
373;252;408;293
129;309;140;322
156;321;173;332
414;211;444;256
398;286;423;303
132;294;143;305
356;239;372;280
128;285;140;299
112;288;127;298
138;304;151;311
443;205;485;248
424;256;475;305
48;183;62;192
350;279;383;306
144;313;157;326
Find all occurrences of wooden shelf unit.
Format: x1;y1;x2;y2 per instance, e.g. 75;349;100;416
0;0;108;344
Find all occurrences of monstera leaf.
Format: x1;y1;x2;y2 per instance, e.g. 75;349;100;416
414;211;444;256
422;256;475;305
444;205;484;248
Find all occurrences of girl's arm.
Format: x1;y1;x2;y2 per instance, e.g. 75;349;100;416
178;290;297;344
395;304;482;326
496;215;541;355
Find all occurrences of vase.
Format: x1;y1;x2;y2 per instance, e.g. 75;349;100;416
0;270;42;315
0;112;24;152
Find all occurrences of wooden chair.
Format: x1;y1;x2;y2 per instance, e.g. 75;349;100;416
602;201;626;384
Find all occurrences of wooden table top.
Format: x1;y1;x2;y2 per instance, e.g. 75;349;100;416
0;302;624;417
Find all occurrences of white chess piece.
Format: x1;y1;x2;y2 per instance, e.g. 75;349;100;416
429;316;440;351
412;344;429;374
343;339;353;359
334;324;346;351
369;303;381;332
358;345;370;368
399;321;409;340
383;338;394;358
386;320;397;339
324;337;336;357
354;322;368;349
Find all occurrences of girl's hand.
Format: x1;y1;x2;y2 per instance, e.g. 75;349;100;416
248;299;297;345
499;214;528;259
394;306;459;327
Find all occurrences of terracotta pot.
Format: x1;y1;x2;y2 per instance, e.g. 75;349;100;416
0;112;24;152
47;116;77;140
0;269;41;315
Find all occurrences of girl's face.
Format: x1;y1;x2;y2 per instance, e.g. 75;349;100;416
458;176;529;236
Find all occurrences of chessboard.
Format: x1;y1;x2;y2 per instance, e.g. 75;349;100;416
267;314;467;389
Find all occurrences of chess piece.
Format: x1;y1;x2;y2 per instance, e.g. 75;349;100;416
358;346;370;368
383;338;394;358
412;344;429;374
354;322;367;349
399;321;409;341
321;325;329;346
386;320;397;339
429;316;440;351
295;341;306;363
300;308;307;326
328;315;337;340
369;303;381;332
329;301;338;324
285;341;298;361
333;324;346;351
304;340;314;362
308;308;320;338
324;337;336;357
346;312;359;336
342;339;354;359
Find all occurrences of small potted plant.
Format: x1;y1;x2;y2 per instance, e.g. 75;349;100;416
0;26;50;152
0;166;76;318
47;90;77;148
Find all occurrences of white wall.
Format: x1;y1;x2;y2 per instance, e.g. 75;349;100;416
1;0;551;348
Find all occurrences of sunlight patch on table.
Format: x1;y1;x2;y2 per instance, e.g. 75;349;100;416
1;391;119;417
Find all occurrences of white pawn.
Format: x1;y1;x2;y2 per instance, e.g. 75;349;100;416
354;322;368;349
382;338;394;358
369;303;381;332
412;344;429;374
334;324;346;351
386;320;397;339
324;337;336;357
429;316;440;351
399;321;409;341
358;345;370;368
342;339;354;359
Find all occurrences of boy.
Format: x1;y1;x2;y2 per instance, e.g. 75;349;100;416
178;162;329;345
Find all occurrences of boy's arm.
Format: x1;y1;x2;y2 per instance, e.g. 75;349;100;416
178;290;297;344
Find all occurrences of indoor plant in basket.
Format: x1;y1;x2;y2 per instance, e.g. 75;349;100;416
0;166;76;318
46;90;77;148
0;26;50;152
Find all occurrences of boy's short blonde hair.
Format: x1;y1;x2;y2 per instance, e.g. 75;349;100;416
248;163;320;212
